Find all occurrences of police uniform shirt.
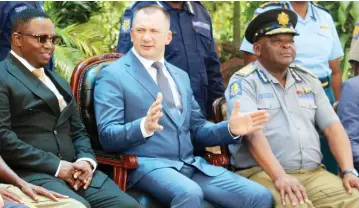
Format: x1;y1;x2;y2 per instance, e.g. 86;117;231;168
240;1;344;79
225;61;339;170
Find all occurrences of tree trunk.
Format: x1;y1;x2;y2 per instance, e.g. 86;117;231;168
233;1;241;49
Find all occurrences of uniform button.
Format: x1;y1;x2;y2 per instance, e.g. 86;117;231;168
54;130;58;135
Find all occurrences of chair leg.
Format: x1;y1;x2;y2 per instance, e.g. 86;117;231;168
113;166;127;191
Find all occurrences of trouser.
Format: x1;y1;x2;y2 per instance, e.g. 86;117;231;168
133;164;273;208
318;75;338;174
237;166;359;208
0;184;83;208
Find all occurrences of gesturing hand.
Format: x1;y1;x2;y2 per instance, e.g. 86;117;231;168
144;93;164;134
274;174;308;206
229;100;269;136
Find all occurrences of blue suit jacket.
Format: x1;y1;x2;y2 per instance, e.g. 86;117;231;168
338;76;359;167
94;51;238;188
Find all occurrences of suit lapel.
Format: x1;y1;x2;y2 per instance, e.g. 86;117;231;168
125;52;179;126
45;70;74;124
5;55;61;117
165;62;187;127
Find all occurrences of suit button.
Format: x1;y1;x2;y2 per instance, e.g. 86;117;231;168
54;130;57;135
58;153;62;159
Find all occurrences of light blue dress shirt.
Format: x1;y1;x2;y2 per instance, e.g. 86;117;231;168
240;2;344;78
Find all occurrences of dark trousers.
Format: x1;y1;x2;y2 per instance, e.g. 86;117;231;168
30;171;140;208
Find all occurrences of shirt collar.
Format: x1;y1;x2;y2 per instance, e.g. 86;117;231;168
162;1;194;15
287;1;315;22
10;50;44;72
131;47;165;70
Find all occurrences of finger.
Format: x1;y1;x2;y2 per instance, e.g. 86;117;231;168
148;105;163;117
73;179;83;191
153;124;163;131
250;125;263;132
354;180;359;191
285;186;298;206
298;185;308;203
157;93;163;103
37;188;58;201
3;191;23;204
22;187;39;201
50;191;69;199
73;170;82;179
231;100;241;115
253;117;269;126
249;110;268;119
344;179;352;194
280;188;286;206
292;185;304;205
83;176;93;189
78;171;91;183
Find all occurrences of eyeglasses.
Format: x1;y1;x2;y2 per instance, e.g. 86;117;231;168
17;32;60;45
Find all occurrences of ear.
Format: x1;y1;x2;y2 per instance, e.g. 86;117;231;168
165;30;172;46
253;42;261;57
12;33;22;47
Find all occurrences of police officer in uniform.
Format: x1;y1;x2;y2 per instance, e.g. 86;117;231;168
226;8;359;208
117;1;224;118
240;1;343;174
0;1;54;71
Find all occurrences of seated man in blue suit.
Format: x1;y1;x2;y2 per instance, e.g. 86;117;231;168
94;4;273;208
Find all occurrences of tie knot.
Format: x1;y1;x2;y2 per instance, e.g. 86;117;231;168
152;62;163;71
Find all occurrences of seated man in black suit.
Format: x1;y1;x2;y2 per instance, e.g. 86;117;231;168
0;8;140;208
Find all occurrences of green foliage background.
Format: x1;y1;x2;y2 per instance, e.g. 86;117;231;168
44;1;358;81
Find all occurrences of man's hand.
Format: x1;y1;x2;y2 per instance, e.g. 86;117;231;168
274;174;308;206
57;161;77;187
343;173;359;194
19;181;68;202
0;188;24;205
144;93;164;134
229;100;269;136
72;161;93;190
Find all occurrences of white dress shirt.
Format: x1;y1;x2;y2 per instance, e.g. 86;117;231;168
10;50;97;175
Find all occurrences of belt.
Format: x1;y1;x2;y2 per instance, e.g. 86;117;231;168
319;76;330;88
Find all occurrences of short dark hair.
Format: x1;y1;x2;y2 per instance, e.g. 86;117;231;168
133;4;170;28
11;8;51;34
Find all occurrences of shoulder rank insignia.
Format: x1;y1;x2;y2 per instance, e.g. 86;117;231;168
291;65;317;79
235;64;256;77
229;81;242;99
289;67;302;83
256;70;269;83
312;2;330;13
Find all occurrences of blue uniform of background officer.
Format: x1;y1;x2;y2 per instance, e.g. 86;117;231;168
240;1;344;174
117;1;224;118
0;1;54;71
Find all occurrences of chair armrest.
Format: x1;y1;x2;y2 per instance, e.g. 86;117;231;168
204;152;230;168
95;151;138;191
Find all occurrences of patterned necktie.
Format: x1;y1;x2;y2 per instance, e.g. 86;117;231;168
32;68;65;112
152;62;176;109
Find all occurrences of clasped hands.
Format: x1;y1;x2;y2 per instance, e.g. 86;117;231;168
57;160;93;191
144;93;269;136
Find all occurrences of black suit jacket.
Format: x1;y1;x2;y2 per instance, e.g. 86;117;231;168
0;54;103;184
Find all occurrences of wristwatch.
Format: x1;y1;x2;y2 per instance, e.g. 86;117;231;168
342;168;359;177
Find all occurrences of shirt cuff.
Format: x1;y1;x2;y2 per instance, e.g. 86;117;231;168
141;117;154;138
55;161;61;177
228;123;241;140
76;158;97;172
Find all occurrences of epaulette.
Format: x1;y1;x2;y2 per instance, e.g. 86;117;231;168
235;64;257;77
190;2;210;16
290;65;318;79
312;2;330;14
259;1;290;9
